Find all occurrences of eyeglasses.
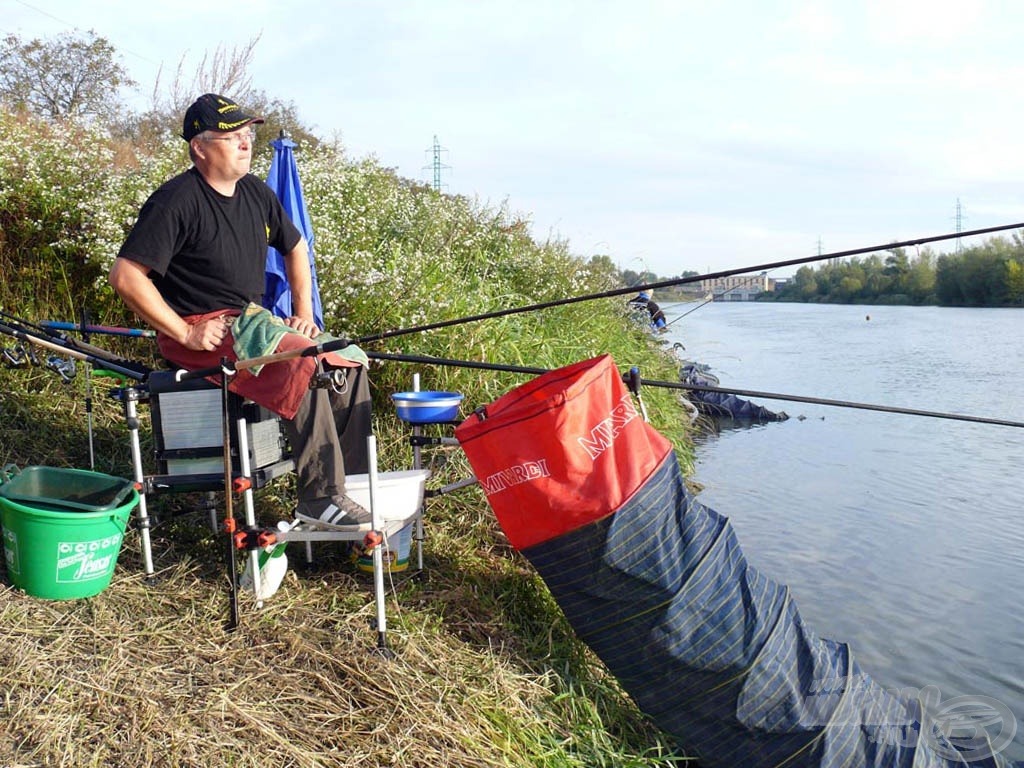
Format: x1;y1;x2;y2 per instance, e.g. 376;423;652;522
200;128;256;146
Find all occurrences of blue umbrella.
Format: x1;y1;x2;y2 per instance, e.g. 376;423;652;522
264;133;324;330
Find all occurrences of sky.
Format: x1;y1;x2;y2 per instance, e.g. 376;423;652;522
5;0;1024;279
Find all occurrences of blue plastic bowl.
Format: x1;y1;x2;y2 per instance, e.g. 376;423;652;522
391;391;464;424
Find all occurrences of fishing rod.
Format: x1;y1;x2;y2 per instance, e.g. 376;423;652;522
0;318;147;382
366;352;1024;430
667;296;712;327
0;328;75;380
663;273;772;328
0;313;152;498
665;382;1024;430
0;309;147;370
1;310;151;376
81;309;96;470
173;222;1024;383
40;320;156;338
355;221;1024;345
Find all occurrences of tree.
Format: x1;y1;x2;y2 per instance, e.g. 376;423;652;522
129;34;321;156
134;35;261;145
837;275;864;300
884;248;910;295
621;268;658;288
0;31;136;124
586;254;621;288
1006;260;1024;305
906;249;936;303
792;266;819;300
935;254;964;304
861;254;891;297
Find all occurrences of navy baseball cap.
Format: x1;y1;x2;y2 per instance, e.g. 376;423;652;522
182;93;264;141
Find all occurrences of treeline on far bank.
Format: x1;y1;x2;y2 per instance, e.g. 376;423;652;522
765;235;1024;306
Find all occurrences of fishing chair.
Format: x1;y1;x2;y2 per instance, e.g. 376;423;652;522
117;369;294;579
118;368;426;644
5;316;424;641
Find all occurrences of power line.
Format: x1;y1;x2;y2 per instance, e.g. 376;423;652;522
6;0;161;67
12;0;73;28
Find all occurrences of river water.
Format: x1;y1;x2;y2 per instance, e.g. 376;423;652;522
660;301;1024;761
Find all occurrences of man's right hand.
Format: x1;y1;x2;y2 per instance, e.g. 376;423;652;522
184;315;232;351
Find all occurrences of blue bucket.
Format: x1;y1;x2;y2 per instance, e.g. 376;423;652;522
391;391;463;424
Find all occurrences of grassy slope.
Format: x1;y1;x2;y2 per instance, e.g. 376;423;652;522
0;114;699;767
0;346;695;768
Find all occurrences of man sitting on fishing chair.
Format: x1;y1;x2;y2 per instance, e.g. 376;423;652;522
628;291;667;332
109;93;373;531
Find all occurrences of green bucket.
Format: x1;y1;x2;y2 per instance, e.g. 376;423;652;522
0;465;138;600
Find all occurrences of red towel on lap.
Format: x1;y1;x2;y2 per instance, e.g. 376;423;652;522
157;309;357;420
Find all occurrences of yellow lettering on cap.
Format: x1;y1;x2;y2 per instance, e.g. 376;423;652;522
217;118;250;131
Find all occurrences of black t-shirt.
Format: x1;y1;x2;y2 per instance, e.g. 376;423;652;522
117;167;302;316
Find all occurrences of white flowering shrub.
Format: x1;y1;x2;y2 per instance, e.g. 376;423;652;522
0;112;686;444
0;112;188;319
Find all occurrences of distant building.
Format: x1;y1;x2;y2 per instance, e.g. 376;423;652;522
700;271;775;301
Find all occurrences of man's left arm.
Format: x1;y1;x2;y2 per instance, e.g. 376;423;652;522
282;237;318;336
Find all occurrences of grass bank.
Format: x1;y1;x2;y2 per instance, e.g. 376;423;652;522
0;348;695;768
0;109;699;766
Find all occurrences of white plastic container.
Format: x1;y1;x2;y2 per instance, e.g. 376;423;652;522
344;469;430;522
345;469;430;573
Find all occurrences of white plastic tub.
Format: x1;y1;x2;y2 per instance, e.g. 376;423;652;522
344;469;431;521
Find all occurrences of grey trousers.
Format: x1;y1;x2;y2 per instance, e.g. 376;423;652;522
283;364;372;502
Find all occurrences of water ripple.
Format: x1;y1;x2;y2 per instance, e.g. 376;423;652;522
674;302;1024;760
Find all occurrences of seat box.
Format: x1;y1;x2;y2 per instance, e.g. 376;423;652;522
147;371;291;477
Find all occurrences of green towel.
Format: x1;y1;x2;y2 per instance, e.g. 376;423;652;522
231;303;368;375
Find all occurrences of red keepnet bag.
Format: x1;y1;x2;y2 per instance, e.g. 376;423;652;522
454;354;673;550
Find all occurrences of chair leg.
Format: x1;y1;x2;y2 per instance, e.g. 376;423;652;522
234;413;263;603
366;435;394;657
122;387;155;578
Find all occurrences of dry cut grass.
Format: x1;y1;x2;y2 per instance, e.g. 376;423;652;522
0;501;688;768
0;353;693;768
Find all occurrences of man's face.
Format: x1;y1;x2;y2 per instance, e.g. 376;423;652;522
196;125;255;179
